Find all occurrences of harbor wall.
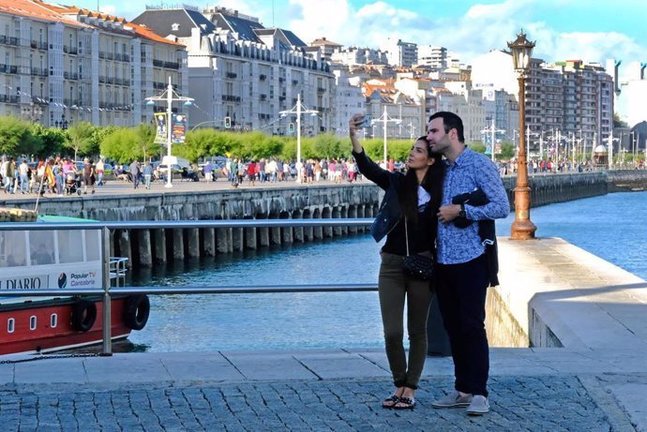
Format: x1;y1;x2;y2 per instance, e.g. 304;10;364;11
3;170;640;267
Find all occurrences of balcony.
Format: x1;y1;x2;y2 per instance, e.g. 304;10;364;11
152;59;164;67
164;61;179;69
226;72;237;79
0;94;19;103
32;67;48;77
153;81;167;90
317;87;326;93
221;95;241;102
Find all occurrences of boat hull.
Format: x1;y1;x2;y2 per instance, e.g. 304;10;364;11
0;296;136;355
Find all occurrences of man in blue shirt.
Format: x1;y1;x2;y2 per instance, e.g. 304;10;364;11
426;112;509;415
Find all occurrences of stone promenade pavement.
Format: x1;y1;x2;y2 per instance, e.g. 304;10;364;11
0;347;643;431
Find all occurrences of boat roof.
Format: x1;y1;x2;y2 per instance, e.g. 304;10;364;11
37;215;97;223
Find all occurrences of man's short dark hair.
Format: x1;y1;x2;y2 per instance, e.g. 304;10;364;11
429;111;465;143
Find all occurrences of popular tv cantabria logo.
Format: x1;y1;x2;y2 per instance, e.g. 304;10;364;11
58;273;67;288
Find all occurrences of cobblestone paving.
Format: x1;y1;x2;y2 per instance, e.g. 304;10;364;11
0;375;630;432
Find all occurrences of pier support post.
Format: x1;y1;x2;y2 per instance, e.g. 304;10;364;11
348;205;358;234
323;207;333;238
332;207;342;237
280;211;293;244
303;209;313;242
201;228;216;256
232;222;244;252
270;213;282;245
257;213;270;247
186;228;200;258
244;216;257;250
116;230;132;268
293;210;304;243
171;229;184;260
137;229;153;267
151;229;166;263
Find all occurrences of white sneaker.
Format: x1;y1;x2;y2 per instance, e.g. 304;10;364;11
432;390;473;408
466;395;489;415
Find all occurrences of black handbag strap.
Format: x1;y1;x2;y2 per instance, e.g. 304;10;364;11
404;217;410;257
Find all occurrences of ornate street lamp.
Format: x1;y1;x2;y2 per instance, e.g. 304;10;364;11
508;30;537;240
145;77;193;188
279;94;317;183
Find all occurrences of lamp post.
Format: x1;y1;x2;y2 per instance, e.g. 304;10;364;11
508;30;537;240
145;76;193;188
279;93;317;183
371;106;402;166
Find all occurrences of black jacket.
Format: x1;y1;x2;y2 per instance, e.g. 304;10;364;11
451;189;499;287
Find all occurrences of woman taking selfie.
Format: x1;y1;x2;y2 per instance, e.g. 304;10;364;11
349;113;444;410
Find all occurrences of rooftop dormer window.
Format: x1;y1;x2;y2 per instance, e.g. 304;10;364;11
171;23;180;32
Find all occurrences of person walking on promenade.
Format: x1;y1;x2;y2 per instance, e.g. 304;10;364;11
349;113;444;410
82;158;95;194
95;158;105;186
143;161;153;189
426;111;509;416
130;160;141;190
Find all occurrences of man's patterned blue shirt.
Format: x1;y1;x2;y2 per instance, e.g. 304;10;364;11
437;148;509;264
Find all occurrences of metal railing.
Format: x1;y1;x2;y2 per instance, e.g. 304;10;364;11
0;218;374;355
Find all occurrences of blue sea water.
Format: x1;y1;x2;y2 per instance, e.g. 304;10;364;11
125;191;647;352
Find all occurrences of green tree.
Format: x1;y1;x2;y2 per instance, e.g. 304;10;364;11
135;124;160;161
30;124;65;157
468;141;486;154
99;128;141;163
0;116;42;156
499;142;515;160
65;121;97;160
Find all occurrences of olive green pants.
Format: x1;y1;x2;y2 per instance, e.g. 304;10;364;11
378;251;434;389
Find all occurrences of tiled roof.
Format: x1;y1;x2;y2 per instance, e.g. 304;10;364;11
0;0;87;28
132;8;215;39
0;0;182;46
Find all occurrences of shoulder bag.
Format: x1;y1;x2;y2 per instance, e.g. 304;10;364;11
401;218;434;280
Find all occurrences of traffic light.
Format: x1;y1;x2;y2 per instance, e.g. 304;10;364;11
224;116;231;129
288;122;295;133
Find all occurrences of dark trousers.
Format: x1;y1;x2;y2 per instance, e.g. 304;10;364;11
436;254;490;397
378;252;433;389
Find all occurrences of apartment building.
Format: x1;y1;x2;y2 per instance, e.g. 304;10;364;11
332;67;365;135
133;6;335;133
471;49;614;154
417;46;448;70
382;38;417;68
362;79;425;139
0;0;187;128
330;47;388;66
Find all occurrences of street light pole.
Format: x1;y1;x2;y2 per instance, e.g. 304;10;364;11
371;106;401;166
508;30;537;240
145;76;194;188
279;93;318;183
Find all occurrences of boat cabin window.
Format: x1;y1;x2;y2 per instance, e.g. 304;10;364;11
7;318;15;333
29;231;55;265
0;232;27;267
85;230;101;261
29;315;37;331
58;230;84;263
50;313;57;328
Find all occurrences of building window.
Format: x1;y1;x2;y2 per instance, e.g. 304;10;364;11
7;318;15;333
29;316;37;331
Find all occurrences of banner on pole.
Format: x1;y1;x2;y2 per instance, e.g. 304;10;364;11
172;114;187;143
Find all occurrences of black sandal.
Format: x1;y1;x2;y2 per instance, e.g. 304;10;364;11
382;394;400;409
393;396;416;410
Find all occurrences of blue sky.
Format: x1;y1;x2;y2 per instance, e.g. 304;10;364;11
75;0;646;74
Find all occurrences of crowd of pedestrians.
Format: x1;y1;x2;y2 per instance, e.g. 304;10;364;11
0;155;99;196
